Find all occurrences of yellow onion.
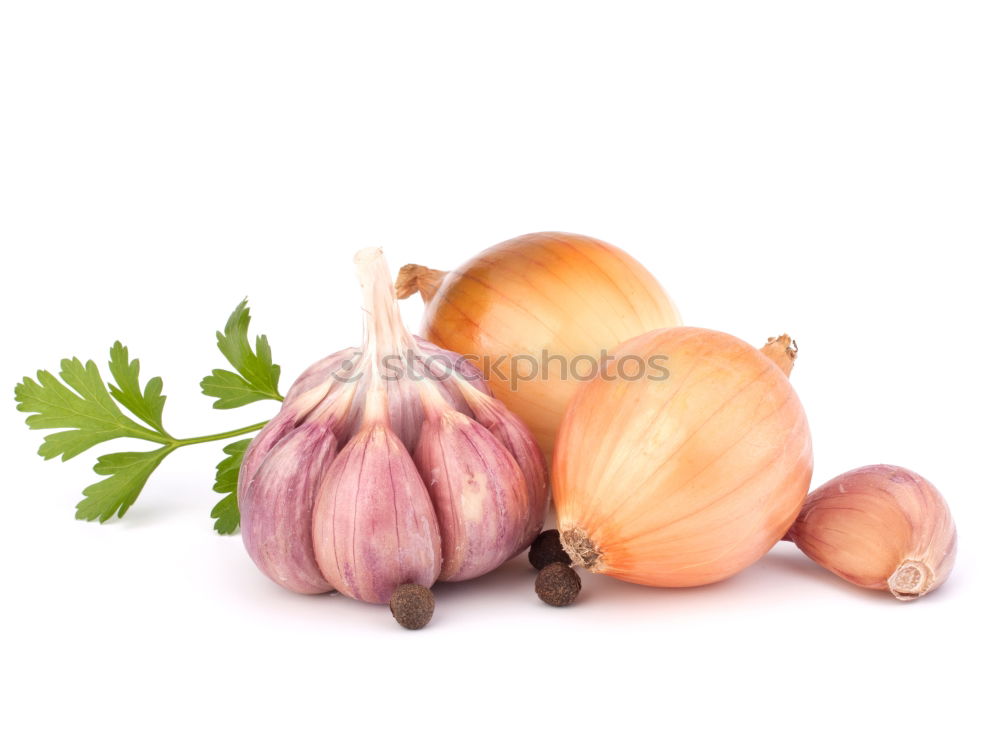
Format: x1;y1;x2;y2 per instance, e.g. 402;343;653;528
396;232;681;457
553;328;812;587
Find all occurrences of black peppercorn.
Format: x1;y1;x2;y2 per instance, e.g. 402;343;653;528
535;563;581;607
389;584;434;629
529;529;572;570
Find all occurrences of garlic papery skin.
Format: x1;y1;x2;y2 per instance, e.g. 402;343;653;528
240;421;339;594
786;465;957;600
457;387;548;552
283;346;363;405
237;247;547;603
285;338;487;415
237;376;338;518
414;401;531;581
311;421;442;604
553;327;812;587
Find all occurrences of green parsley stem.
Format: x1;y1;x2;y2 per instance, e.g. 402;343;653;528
171;421;269;448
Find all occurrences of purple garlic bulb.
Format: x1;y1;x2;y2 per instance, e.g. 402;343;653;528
238;248;549;603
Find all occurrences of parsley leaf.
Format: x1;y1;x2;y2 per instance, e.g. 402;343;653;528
211;438;251;534
201;299;283;408
200;369;280;409
15;355;167;461
15;301;276;532
108;341;168;433
76;448;173;522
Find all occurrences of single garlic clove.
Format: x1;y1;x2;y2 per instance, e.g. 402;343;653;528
237;407;297;514
415;407;532;581
463;392;549;552
237;377;335;513
787;464;957;600
311;422;442;604
240;421;339;594
384;365;427;452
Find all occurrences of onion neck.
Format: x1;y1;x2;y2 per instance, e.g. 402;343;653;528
395;264;447;303
761;335;797;377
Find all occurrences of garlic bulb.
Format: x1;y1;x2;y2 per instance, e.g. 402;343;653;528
238;248;548;603
786;465;957;600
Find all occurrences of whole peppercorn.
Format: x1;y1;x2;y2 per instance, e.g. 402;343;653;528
389;584;435;629
535;563;581;607
529;529;572;570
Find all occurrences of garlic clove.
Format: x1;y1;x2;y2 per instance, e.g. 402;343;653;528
240;421;339;594
415;407;532;581
237;376;335;512
311;422;442;604
237;407;296;514
462;391;549;552
787;464;957;600
384;364;426;452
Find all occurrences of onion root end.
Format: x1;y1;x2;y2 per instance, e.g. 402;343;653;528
560;526;603;572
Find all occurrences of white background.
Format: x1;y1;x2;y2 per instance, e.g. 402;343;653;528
2;2;997;738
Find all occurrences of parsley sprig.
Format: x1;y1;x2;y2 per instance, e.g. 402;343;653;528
14;300;283;534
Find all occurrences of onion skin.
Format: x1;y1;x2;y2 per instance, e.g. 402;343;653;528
399;232;681;457
786;465;957;600
553;327;813;587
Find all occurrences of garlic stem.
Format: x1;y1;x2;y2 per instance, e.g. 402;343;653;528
354;248;415;424
355;248;418;357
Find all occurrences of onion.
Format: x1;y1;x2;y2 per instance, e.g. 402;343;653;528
553;328;812;587
396;232;681;457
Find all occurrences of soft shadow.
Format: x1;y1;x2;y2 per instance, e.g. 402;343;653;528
762;546;901;604
431;557;537;601
107;500;188;527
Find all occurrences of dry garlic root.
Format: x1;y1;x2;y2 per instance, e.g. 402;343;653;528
785;465;957;600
